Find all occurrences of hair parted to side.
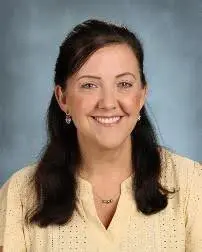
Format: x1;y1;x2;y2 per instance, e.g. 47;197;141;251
25;19;174;227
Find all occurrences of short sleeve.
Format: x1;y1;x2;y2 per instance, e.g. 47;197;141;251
185;161;202;251
0;173;26;251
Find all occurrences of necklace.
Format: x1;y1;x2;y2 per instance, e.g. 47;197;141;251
93;190;121;204
78;170;121;204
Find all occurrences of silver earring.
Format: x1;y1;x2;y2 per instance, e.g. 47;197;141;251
65;112;72;124
137;115;141;121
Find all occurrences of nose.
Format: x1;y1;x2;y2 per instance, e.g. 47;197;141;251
98;88;117;110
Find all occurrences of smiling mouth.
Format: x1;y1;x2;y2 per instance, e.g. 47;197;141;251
91;116;123;125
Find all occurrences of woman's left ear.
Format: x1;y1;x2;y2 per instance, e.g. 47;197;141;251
140;85;148;109
54;85;69;113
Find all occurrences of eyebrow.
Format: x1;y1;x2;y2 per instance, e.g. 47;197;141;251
77;72;136;81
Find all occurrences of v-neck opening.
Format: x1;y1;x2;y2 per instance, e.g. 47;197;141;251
76;173;134;233
77;173;133;191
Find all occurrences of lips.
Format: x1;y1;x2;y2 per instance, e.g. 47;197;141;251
91;116;123;125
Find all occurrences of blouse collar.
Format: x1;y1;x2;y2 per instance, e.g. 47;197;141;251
76;173;134;200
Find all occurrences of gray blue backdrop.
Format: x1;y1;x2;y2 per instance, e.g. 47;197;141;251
0;0;202;186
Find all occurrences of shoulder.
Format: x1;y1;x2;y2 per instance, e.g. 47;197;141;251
1;164;36;186
160;147;201;175
0;164;37;202
0;165;37;248
159;147;202;191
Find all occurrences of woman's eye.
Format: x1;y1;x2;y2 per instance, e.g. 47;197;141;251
118;82;133;88
81;83;97;89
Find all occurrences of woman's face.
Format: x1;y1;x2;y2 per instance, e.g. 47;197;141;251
55;43;148;149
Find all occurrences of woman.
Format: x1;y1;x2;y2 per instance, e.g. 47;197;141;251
0;19;202;251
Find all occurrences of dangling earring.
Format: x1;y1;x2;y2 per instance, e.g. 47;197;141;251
65;112;72;124
137;115;141;121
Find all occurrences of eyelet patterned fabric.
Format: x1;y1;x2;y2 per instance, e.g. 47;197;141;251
0;148;202;251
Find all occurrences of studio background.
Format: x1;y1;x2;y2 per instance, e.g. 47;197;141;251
0;0;201;186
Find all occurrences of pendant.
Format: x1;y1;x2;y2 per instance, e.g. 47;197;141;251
102;199;113;204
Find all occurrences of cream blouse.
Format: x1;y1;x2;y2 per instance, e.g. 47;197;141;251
0;149;202;251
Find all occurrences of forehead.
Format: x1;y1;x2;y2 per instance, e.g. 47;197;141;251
74;44;139;78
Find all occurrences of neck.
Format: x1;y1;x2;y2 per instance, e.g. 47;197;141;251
77;136;133;182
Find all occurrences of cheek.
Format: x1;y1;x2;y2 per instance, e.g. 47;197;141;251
122;92;143;114
70;95;95;117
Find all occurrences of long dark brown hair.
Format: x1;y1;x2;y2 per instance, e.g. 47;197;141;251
26;19;173;227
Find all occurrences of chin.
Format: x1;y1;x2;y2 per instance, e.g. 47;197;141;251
96;138;128;150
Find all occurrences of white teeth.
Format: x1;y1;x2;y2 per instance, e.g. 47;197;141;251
94;116;121;124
